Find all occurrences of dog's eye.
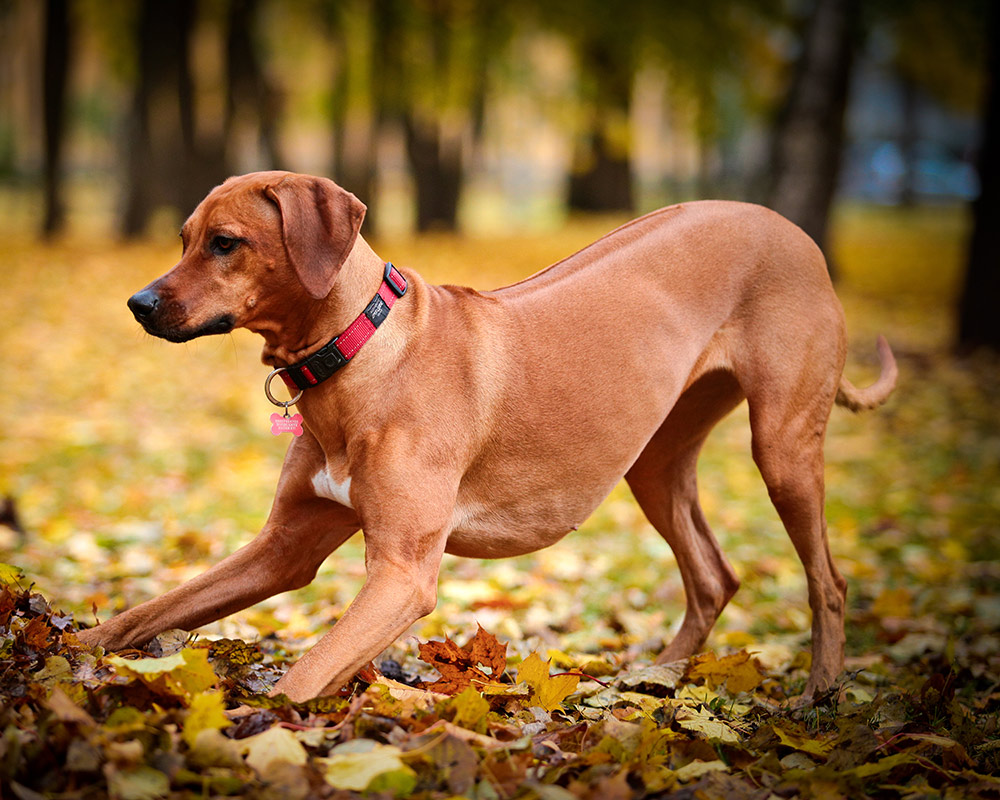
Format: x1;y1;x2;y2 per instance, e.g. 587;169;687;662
210;235;238;255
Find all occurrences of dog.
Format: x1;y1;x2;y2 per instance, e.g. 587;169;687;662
78;171;896;703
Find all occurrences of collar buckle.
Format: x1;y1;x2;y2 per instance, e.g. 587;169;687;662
384;262;407;297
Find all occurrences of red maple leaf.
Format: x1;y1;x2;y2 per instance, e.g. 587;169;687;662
418;625;507;694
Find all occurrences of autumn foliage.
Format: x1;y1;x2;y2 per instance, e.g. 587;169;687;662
0;563;998;798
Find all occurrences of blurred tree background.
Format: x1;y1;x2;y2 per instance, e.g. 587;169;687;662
2;0;995;351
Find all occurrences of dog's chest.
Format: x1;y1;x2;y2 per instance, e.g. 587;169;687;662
312;464;353;508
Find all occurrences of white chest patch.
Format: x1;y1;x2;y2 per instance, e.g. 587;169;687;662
312;469;353;509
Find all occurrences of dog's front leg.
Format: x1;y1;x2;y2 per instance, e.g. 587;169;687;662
77;509;356;651
267;508;450;703
78;435;358;651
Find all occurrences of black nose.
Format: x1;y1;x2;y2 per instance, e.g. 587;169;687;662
128;288;160;320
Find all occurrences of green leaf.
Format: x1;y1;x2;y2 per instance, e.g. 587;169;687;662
0;563;25;586
107;765;169;800
319;741;417;795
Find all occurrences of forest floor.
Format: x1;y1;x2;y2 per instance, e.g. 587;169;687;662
0;203;997;798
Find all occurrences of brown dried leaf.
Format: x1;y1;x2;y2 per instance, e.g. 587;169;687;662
20;616;53;650
465;624;507;679
418;631;499;694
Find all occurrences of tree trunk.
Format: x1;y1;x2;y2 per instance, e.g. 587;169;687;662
42;0;70;238
957;4;1000;353
569;40;633;213
121;0;197;237
329;3;379;232
766;0;858;256
332;112;378;230
226;0;284;171
404;114;462;232
568;123;633;212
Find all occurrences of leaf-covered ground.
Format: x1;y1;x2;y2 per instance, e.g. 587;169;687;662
1;204;998;798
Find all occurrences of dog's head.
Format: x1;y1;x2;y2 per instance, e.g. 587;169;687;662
127;171;366;343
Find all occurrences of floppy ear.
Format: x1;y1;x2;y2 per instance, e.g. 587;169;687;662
264;175;367;299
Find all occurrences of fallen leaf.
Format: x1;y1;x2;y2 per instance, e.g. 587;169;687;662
372;675;447;711
616;663;684;696
19;616;53;650
772;724;836;758
872;587;913;618
673;759;729;782
423;720;512;751
240;724;308;778
418;626;507;694
319;740;416;795
450;684;490;732
45;687;96;726
182;691;230;747
106;765;170;800
0;562;25;585
466;624;508;678
686;651;763;694
33;655;73;685
518;652;581;711
674;707;741;744
106;648;217;700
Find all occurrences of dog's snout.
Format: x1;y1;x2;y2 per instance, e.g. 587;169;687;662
128;289;160;320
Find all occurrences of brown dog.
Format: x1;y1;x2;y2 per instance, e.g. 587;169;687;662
78;171;896;703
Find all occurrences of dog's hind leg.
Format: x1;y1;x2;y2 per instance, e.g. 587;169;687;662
741;343;847;700
626;370;745;664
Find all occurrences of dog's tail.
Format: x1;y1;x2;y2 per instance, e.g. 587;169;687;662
835;335;898;412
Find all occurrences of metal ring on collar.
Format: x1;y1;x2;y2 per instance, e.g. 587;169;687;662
264;368;304;407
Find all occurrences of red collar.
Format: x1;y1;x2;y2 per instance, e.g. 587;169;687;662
278;262;407;393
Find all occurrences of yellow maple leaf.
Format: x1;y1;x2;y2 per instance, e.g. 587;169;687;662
773;725;836;758
517;652;580;712
182;691;230;748
687;651;763;694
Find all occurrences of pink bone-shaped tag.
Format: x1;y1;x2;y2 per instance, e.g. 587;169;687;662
270;412;304;437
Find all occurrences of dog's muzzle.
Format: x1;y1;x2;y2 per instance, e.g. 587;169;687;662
127;288;235;342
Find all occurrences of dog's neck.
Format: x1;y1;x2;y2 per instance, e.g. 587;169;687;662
256;238;393;368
